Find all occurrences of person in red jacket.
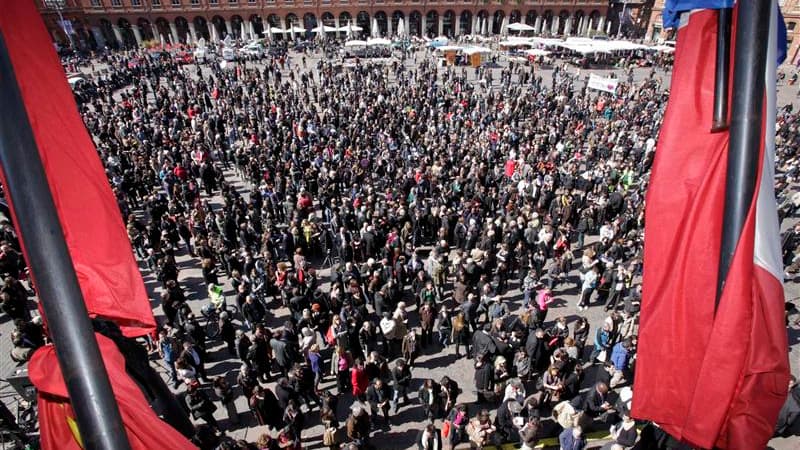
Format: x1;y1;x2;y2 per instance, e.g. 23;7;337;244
351;358;369;401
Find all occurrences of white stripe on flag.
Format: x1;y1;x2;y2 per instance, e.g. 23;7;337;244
754;0;784;282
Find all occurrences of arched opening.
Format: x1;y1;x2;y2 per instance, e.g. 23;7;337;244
542;10;553;35
99;18;116;48
510;10;522;25
491;10;504;34
459;10;472;35
477;10;489;35
250;15;263;37
174;16;189;43
573;10;585;35
339;12;354;36
267;14;281;28
155;17;170;43
558;10;570;35
391;11;405;36
356;11;370;36
443;10;455;37
230;15;244;39
525;10;537;28
211;15;226;40
117;18;135;48
375;11;388;36
425;10;438;37
321;12;335;27
409;10;421;36
137;18;154;42
193;16;209;41
340;11;353;27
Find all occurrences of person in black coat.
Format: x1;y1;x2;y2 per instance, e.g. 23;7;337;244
391;358;413;411
186;383;220;431
526;328;550;376
418;379;443;421
474;353;494;403
275;377;300;410
366;377;393;427
219;312;236;356
495;398;521;443
416;424;442;450
472;324;498;358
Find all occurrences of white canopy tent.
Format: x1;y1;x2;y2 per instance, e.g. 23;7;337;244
499;38;534;48
525;48;551;57
344;39;368;47
462;46;492;55
372;18;379;38
311;25;338;33
366;37;392;46
396;18;406;37
507;22;535;32
434;45;463;52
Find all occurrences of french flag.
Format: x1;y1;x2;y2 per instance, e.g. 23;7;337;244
631;2;791;449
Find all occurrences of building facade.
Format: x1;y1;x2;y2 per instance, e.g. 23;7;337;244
38;0;610;49
783;0;800;65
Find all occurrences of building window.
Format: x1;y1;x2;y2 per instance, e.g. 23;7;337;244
131;0;141;5
229;0;237;3
171;0;180;5
788;21;797;32
248;0;256;3
111;0;121;6
90;0;101;6
190;0;199;4
209;0;218;4
152;0;160;5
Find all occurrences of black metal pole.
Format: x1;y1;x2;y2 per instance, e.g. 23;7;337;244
711;7;732;132
716;0;771;307
0;36;132;450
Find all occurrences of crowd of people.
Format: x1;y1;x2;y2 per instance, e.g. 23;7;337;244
3;37;800;450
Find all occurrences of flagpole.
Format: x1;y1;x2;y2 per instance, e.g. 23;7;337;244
711;7;732;132
716;0;771;306
0;36;132;450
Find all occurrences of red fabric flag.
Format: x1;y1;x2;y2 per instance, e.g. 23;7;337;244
631;8;790;449
0;0;155;337
30;333;197;450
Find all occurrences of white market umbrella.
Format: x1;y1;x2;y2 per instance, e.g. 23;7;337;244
372;17;379;37
240;21;247;40
265;25;272;40
397;18;405;37
507;22;534;32
211;25;219;42
345;39;367;47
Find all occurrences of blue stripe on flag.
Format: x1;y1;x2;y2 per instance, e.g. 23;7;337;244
664;0;787;65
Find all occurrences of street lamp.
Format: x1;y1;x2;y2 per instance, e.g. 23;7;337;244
44;0;76;49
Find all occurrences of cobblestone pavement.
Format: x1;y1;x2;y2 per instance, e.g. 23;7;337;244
0;48;799;450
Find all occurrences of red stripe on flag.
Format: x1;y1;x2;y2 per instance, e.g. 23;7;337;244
632;10;729;442
0;1;155;336
30;334;198;450
632;8;790;449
